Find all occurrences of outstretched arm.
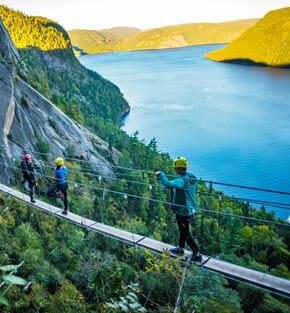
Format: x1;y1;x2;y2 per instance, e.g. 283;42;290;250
158;172;185;189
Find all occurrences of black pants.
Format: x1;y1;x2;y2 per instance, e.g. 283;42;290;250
22;179;35;200
47;184;68;211
176;214;199;254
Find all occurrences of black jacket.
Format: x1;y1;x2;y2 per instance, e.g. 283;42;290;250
20;160;35;182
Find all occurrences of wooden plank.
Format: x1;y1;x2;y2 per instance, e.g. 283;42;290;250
136;237;208;261
90;223;144;244
204;258;290;295
137;237;175;253
7;188;28;200
56;211;96;227
0;183;12;193
138;238;290;295
34;200;63;214
2;184;62;214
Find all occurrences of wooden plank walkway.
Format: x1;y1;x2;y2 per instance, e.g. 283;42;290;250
0;183;289;297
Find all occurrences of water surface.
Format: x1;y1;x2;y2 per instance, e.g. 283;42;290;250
80;45;290;219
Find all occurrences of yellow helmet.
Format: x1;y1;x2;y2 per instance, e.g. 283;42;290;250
173;157;187;168
54;157;64;166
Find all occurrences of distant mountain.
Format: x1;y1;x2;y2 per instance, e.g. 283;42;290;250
69;19;257;54
206;7;290;67
116;19;258;51
68;27;140;54
100;27;141;40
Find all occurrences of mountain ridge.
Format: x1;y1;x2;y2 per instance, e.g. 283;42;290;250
68;19;258;54
69;27;140;54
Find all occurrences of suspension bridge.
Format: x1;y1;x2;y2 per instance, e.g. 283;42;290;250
1;149;290;297
0;182;290;298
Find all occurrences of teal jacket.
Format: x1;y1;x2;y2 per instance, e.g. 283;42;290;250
159;171;197;216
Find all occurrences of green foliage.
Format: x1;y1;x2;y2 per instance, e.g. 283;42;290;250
35;137;50;161
65;99;85;124
238;285;290;313
20;95;28;107
105;283;146;312
46;281;86;313
0;262;27;307
206;7;290;67
182;268;243;313
252;294;290;313
48;117;57;131
0;5;70;51
66;145;76;159
19;48;129;135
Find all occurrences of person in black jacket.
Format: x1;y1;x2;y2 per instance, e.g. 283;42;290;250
20;153;36;203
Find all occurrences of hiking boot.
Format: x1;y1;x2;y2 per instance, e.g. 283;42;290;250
191;253;202;263
30;198;36;203
61;210;68;215
169;246;184;256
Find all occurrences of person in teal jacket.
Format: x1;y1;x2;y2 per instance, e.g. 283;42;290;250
155;157;202;262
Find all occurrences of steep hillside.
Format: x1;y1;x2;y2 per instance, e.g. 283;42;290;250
19;48;129;126
69;27;140;54
69;19;257;54
0;5;130;140
0;5;70;50
0;20;118;182
206;7;290;67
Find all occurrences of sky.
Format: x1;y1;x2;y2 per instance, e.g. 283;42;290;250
1;0;290;30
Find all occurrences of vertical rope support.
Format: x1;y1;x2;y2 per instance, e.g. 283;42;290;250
200;197;205;253
173;257;191;313
218;195;222;254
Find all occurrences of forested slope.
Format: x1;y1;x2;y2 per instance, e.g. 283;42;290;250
206;7;290;67
0;5;129;134
0;5;70;50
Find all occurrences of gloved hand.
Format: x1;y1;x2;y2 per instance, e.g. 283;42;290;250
155;170;161;177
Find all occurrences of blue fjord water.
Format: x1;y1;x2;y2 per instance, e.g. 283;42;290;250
80;44;290;220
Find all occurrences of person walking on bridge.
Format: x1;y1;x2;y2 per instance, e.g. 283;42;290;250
20;153;36;203
47;157;68;215
155;157;202;262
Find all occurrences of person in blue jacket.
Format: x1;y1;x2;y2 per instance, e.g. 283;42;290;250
155;157;201;262
47;157;68;215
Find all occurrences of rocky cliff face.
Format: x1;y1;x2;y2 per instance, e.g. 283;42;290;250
0;20;116;183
